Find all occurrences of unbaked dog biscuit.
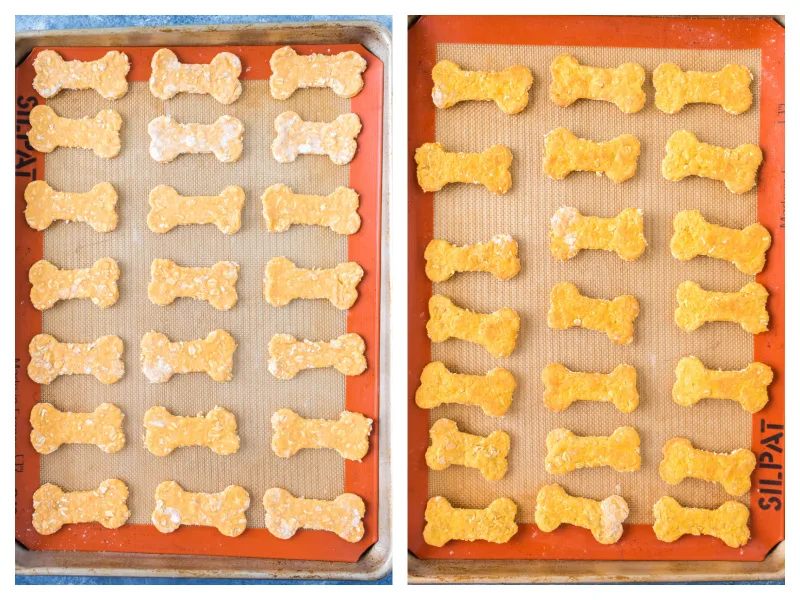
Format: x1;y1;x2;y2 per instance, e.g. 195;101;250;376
152;481;249;537
535;484;630;545
672;356;773;414
425;234;520;282
550;54;646;114
427;295;520;358
148;259;239;311
271;111;361;165
29;258;119;311
24;180;118;233
425;418;510;481
545;427;641;474
149;48;242;104
423;496;518;547
659;437;756;496
28;105;121;158
653;497;750;548
547;282;640;345
30;402;125;455
144;406;240;456
541;363;639;413
28;334;124;385
140;330;236;383
543;128;640;183
263;257;364;310
431;60;534;114
33;49;130;99
268;333;367;379
653;63;753;115
415;142;513;194
415;361;516;417
675;281;769;334
263;488;365;542
147;185;245;234
269;46;367;99
262;184;360;234
270;408;372;461
550;207;646;261
148;115;244;163
33;479;130;535
662;130;763;194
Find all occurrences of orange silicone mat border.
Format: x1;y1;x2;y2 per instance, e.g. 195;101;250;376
407;16;784;561
15;43;383;562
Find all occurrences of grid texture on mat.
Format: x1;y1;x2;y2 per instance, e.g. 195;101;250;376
428;44;761;524
40;80;350;528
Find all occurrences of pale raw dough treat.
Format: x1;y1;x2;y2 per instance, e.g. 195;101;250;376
28;105;121;158
33;49;130;99
549;54;646;114
270;408;372;461
675;281;769;334
148;184;244;234
144;406;239;456
148;259;239;311
269;46;367;100
263;257;364;310
670;210;771;275
672;356;773;414
33;479;129;535
541;363;638;413
425;235;520;282
423;496;518;547
268;333;366;379
152;481;249;537
653;497;750;548
547;282;639;345
24;180;118;233
535;484;629;545
262;184;360;235
415;361;516;417
149;48;242;104
30;402;124;455
28;334;124;385
550;207;646;261
140;330;236;383
545;426;641;474
29;258;119;311
431;59;533;114
263;488;365;543
543;127;640;183
662;130;763;194
415;142;512;194
271;111;361;165
425;418;510;481
148;115;244;163
653;63;753;115
659;437;756;496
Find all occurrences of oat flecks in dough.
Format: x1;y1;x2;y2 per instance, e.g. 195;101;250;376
28;105;121;158
32;479;130;535
426;418;510;480
427;295;520;358
423;496;518;547
550;207;646;261
653;497;750;548
33;49;130;99
659;437;756;496
263;488;365;543
144;406;240;456
541;363;639;413
535;484;629;545
550;54;645;113
262;184;361;235
415;142;513;194
148;115;244;163
270;46;367;100
270;408;372;461
543;127;640;183
140;330;237;383
149;48;242;104
28;333;124;385
30;402;125;455
674;281;769;334
263;257;364;310
147;185;244;234
431;59;533;114
672;356;773;414
148;259;239;311
271;111;361;165
653;63;753;115
415;361;516;417
152;481;249;537
425;235;520;282
268;333;367;379
24;180;118;233
547;282;639;345
545;426;641;474
29;258;119;311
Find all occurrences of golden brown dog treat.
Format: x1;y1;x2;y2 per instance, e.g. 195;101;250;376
550;54;646;114
147;184;244;234
675;281;769;334
662;130;763;194
24;180;118;233
30;402;125;455
33;49;130;99
534;484;630;545
28;334;124;385
27;105;121;158
33;479;130;535
659;437;756;496
262;184;360;235
653;497;749;548
426;418;510;480
547;282;639;345
148;259;239;311
545;427;641;474
550;206;646;262
427;295;520;357
148;115;243;163
425;235;520;282
269;46;367;100
415;142;513;194
672;356;773;414
140;330;236;383
263;257;364;310
152;481;249;537
415;361;516;417
431;60;533;114
541;363;638;413
270;408;372;461
149;48;242;104
263;488;365;542
29;258;119;311
653;63;753;115
268;333;367;379
272;111;361;165
543;128;640;183
423;496;518;547
144;406;239;456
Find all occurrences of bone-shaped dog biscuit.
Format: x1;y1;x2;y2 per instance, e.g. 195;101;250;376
144;406;239;456
140;330;236;383
24;180;118;233
269;46;367;100
148;259;239;311
415;362;516;417
427;295;520;357
30;258;119;311
272;111;361;165
659;437;756;496
431;60;534;114
415;142;513;194
263;257;364;310
263;488;365;542
423;497;518;547
152;481;249;537
28;105;121;158
33;49;130;99
547;282;639;345
149;48;242;104
30;402;125;455
270;408;372;461
544;128;640;183
148;185;245;234
425;234;520;282
268;333;367;379
545;427;641;474
28;334;124;385
550;207;646;262
535;484;630;545
425;418;510;480
662;130;763;194
653;497;750;548
542;363;639;413
262;184;360;235
672;356;773;414
33;479;130;535
550;54;646;114
654;63;753;115
675;281;769;334
148;115;243;163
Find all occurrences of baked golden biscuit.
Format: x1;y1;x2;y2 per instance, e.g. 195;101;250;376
426;418;510;480
432;59;533;114
547;282;639;345
550;207;646;261
543;128;640;183
423;496;518;547
427;294;520;357
425;235;520;281
415;361;516;417
659;437;756;496
653;497;749;548
541;363;638;413
545;427;641;474
535;484;629;545
415;142;513;194
550;54;645;113
675;281;769;334
672;356;773;414
653;63;753;115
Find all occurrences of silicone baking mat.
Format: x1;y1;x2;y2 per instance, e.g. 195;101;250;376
15;44;383;561
408;16;784;561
